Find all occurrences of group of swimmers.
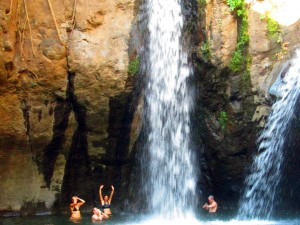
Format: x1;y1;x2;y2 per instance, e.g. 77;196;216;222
70;186;217;221
70;185;114;222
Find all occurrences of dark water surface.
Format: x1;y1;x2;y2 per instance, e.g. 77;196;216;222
1;215;300;225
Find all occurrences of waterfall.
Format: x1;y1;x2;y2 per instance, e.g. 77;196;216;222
140;0;196;217
238;49;300;219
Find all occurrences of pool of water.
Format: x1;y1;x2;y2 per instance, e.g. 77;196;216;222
1;215;300;225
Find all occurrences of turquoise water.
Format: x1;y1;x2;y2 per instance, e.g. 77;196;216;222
1;215;300;225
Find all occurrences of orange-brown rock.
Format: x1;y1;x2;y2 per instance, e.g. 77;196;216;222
205;0;238;66
0;0;140;214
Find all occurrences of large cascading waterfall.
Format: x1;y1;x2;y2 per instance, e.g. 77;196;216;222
141;0;196;217
238;49;300;219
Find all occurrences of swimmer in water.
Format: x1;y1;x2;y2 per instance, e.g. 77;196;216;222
203;195;218;213
92;207;109;221
69;196;85;220
99;185;114;215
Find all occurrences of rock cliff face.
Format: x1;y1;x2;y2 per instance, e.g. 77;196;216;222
196;0;300;211
0;0;141;215
1;0;300;216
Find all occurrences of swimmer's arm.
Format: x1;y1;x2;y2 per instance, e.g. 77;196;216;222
70;202;76;208
108;185;114;203
206;202;217;208
100;211;108;216
101;211;109;219
77;197;85;206
99;185;104;204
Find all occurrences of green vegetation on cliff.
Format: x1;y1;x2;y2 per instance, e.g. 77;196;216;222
229;49;243;72
260;13;281;42
267;17;280;40
128;57;140;76
218;111;228;131
199;41;211;62
261;14;284;60
197;0;206;6
197;0;210;62
227;0;250;72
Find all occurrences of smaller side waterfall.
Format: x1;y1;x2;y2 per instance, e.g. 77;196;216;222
238;49;300;219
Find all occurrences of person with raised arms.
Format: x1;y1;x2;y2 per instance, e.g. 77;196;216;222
99;184;115;215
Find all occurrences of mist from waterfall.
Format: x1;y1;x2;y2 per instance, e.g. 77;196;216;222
238;49;300;219
139;0;196;217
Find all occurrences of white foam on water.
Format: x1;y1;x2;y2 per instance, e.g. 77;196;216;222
123;218;286;225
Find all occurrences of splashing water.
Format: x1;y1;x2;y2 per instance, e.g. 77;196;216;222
2;215;298;225
238;49;300;219
141;0;196;217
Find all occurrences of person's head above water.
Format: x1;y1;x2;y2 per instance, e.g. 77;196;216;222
92;208;99;214
208;195;214;202
71;196;78;203
104;195;109;202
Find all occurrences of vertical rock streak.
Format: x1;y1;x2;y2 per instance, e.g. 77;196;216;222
238;49;300;219
143;0;196;216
